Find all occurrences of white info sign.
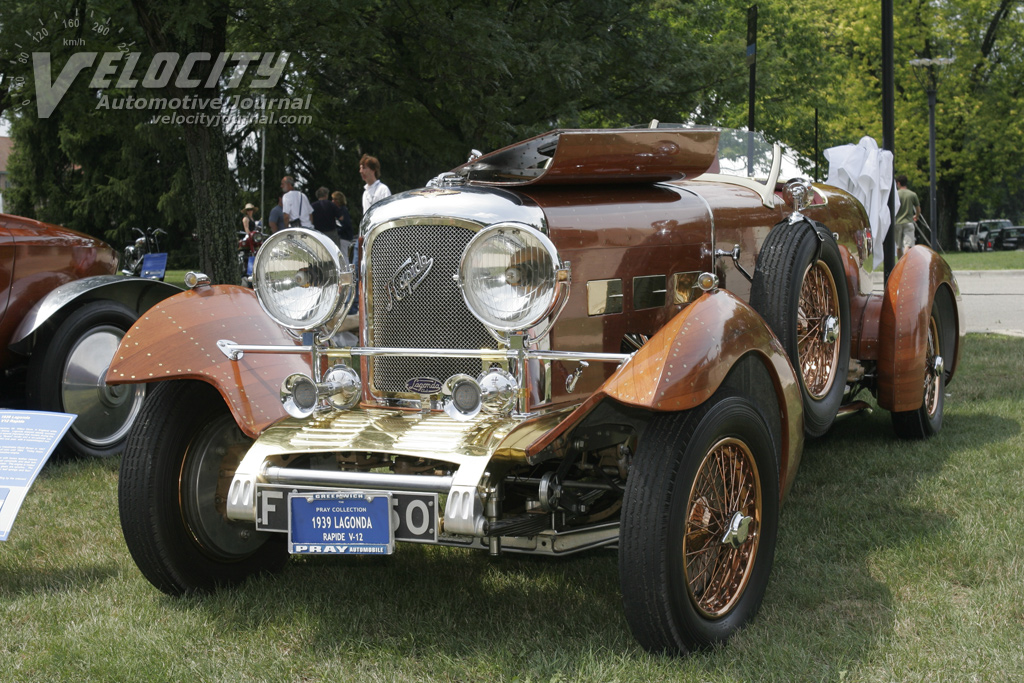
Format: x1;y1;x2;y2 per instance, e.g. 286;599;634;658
0;410;75;541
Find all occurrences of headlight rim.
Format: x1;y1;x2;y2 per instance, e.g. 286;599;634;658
458;222;562;333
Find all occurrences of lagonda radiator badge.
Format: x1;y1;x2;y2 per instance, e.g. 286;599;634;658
385;252;433;311
405;377;443;394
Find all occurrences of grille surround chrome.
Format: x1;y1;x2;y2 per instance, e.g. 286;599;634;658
364;219;500;400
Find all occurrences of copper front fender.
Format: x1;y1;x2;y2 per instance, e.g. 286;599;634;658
877;246;964;413
529;290;804;499
105;285;309;438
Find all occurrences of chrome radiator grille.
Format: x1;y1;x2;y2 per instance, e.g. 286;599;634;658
367;223;497;394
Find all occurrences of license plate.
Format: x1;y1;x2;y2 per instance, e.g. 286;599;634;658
288;492;393;555
256;484;438;543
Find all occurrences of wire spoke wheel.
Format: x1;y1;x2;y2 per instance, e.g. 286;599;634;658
923;315;941;417
620;390;779;654
891;296;953;439
683;437;761;618
796;261;841;399
892;296;952;439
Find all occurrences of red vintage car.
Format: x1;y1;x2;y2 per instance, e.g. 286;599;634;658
108;127;963;654
0;213;178;457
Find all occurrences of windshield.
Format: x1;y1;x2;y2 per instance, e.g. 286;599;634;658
712;129;779;180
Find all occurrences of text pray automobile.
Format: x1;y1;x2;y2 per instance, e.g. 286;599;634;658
108;126;963;655
1;213;179;457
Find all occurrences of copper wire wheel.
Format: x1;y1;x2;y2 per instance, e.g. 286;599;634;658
923;315;941;417
796;261;841;399
683;437;762;618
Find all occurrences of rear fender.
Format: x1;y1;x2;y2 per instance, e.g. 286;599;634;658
878;246;964;412
105;285;310;438
529;290;804;499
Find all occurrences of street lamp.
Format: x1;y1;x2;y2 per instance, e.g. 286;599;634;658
908;56;955;250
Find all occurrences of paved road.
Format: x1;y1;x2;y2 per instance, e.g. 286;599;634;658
872;269;1024;337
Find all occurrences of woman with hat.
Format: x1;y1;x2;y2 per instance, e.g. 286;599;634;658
241;203;258;236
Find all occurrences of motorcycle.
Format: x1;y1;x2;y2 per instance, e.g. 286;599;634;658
121;227;167;277
238;227;265;287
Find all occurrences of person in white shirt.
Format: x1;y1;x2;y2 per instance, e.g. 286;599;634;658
280;175;313;228
360;155;391;214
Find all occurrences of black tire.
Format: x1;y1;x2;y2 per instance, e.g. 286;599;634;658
26;300;146;459
119;380;286;595
750;221;851;437
891;298;951;439
619;390;780;655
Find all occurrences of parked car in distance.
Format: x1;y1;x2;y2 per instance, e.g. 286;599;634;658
993;226;1023;250
956;221;978;251
108;126;964;655
0;213;180;457
985;227;1002;251
978;219;1012;251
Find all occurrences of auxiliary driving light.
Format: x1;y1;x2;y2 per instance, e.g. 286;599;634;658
323;364;362;410
442;374;483;421
281;373;319;418
478;367;518;415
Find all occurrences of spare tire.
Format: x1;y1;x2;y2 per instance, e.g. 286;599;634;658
750;220;851;437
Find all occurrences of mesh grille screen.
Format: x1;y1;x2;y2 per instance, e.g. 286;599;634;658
368;224;497;393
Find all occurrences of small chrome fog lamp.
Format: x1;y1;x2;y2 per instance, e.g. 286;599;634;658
442;374;483;421
184;271;211;289
281;373;319;418
697;272;719;292
323;364;361;410
478;368;518;415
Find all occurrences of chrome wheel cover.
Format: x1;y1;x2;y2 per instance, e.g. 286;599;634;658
61;324;145;446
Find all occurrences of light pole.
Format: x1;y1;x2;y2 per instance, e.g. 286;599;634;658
908;56;955;250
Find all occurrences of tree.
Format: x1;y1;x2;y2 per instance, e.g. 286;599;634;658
130;0;240;283
0;0;196;262
741;0;1024;246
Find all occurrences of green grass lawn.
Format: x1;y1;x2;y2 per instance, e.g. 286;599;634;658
163;270;189;290
936;249;1024;271
3;334;1020;682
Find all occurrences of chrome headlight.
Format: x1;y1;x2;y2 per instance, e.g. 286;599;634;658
459;223;565;332
253;229;347;330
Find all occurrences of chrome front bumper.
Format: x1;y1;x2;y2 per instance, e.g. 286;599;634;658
225;406;572;537
220;341;631;540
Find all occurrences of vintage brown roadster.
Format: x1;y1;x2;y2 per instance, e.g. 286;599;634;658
108;126;963;654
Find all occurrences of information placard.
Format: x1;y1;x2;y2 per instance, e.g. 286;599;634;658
0;410;76;541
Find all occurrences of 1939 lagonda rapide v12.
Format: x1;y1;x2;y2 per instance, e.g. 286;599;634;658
108;126;963;655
